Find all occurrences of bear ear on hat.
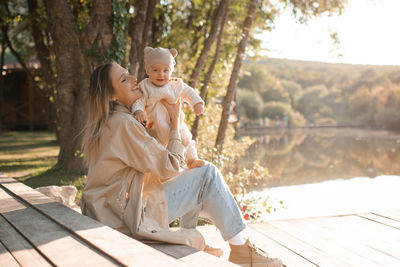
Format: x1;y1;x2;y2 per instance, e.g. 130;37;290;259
144;47;153;54
169;48;178;58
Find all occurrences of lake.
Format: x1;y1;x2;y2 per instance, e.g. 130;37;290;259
238;128;400;220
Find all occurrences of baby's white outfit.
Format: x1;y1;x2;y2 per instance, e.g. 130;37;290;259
132;78;204;162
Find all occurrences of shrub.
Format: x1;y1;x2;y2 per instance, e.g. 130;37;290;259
261;101;306;126
374;107;400;130
237;89;263;119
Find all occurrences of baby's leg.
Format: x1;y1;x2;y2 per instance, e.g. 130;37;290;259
180;122;205;168
185;140;205;168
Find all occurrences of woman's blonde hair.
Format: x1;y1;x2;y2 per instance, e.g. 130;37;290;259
81;62;115;165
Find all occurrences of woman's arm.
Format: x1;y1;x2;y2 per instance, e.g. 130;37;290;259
112;116;185;180
110;100;185;180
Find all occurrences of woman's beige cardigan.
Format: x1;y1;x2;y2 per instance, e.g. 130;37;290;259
80;104;205;250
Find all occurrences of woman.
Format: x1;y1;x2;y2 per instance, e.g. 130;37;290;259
80;62;282;267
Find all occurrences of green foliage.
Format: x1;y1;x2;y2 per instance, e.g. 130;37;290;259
261;101;288;119
374;107;400;131
107;0;127;65
261;101;306;126
260;78;291;103
281;79;302;107
238;58;400;130
194;101;270;196
296;84;329;121
237;89;263;119
239;66;290;103
69;0;92;30
315;117;337;126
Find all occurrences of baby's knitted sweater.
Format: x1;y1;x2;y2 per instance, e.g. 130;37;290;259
132;78;204;147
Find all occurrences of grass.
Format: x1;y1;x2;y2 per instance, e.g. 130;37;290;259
0;131;87;201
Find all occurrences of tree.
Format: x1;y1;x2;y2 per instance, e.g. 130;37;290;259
42;0;126;171
295;84;328;122
135;0;156;81
27;0;57;132
128;0;149;77
281;79;302;107
237;89;263;119
261;101;306;126
191;0;231;140
188;0;231;89
0;6;6;132
215;0;259;150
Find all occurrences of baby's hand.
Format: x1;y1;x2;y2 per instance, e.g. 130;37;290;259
133;110;146;123
193;102;205;115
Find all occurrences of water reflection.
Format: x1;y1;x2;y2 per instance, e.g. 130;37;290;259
238;128;400;190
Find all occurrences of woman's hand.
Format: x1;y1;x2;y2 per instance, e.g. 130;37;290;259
161;99;181;131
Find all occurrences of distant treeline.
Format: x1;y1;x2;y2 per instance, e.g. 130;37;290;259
237;58;400;130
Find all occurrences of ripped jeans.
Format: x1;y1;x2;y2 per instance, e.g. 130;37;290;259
163;162;246;240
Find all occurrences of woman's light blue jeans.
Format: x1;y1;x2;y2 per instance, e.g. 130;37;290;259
163;162;246;241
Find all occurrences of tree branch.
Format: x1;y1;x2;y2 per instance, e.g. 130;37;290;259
80;0;113;52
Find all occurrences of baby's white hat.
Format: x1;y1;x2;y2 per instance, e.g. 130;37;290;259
144;46;178;72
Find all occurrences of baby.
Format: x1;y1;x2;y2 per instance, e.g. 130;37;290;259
132;46;205;169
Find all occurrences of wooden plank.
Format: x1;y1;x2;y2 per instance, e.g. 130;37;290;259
0;215;51;266
342;215;400;259
271;216;399;267
246;225;316;267
294;215;400;266
0;241;20;267
196;225;316;267
251;222;347;267
358;213;400;230
0;174;225;266
149;243;235;266
268;219;376;267
371;210;400;223
197;225;317;267
294;215;400;264
0;175;184;267
0;187;120;266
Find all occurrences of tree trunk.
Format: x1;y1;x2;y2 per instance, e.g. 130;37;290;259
187;2;213;60
3;24;42;98
28;0;58;132
215;0;258;151
80;0;113;63
0;25;5;132
28;0;55;92
44;0;87;171
44;0;114;171
188;0;230;89
137;0;157;82
129;0;148;76
191;0;231;140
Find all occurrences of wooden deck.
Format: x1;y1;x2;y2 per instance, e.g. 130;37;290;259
1;172;399;266
197;210;400;267
0;174;234;266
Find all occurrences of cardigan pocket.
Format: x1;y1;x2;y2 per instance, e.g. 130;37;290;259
107;177;132;219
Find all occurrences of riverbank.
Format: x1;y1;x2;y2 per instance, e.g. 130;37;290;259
237;125;400;136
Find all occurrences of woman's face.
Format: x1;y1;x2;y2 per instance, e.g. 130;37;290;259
110;63;142;108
